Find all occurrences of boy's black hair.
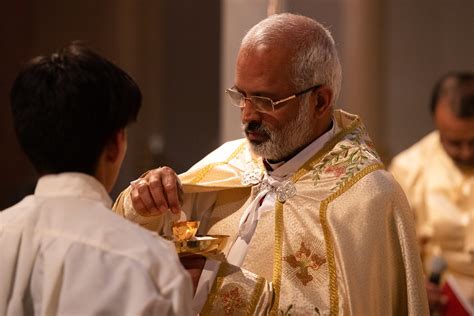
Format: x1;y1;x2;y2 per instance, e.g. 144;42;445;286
10;42;141;175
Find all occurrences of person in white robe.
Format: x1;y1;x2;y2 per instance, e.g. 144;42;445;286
390;72;474;313
114;13;429;315
0;43;193;316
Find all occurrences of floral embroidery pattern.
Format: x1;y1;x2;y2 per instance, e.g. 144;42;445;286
216;284;246;315
324;164;346;177
312;126;380;191
284;241;326;286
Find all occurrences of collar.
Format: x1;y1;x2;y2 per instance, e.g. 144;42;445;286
34;172;112;208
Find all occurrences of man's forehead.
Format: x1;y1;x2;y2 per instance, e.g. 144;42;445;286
235;45;294;96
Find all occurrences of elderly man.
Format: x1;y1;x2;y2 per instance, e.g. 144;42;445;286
115;13;428;315
390;72;474;312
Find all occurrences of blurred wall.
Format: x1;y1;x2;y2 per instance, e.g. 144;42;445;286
0;2;35;208
0;0;220;209
385;0;474;156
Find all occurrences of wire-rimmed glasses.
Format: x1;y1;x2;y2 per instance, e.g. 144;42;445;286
225;84;322;113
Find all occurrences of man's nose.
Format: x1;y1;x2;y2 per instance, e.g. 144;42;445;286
241;98;261;123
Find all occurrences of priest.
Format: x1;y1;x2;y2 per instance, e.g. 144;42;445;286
115;13;428;315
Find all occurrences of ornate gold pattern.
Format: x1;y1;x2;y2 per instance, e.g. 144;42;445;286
200;263;228;316
192;113;382;315
268;117;363;314
189;142;247;184
270;201;284;315
246;275;266;315
284;241;327;286
311;126;381;191
201;263;267;316
273;115;381;315
216;284;247;315
319;163;384;316
292;117;361;183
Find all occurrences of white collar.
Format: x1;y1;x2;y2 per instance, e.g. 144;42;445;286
34;172;112;208
269;120;336;180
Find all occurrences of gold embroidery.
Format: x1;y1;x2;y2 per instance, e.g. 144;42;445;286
189;163;223;185
192;115;382;316
216;284;247;315
292;117;361;183
189;141;247;184
246;276;266;315
311;126;381;191
270;201;284;315
200;263;228;316
319;163;384;316
269;117;365;314
201;262;268;315
284;241;327;286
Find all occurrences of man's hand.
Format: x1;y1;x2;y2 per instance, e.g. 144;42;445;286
130;167;183;216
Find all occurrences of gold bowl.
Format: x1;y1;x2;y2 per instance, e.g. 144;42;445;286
172;220;200;241
171;235;229;255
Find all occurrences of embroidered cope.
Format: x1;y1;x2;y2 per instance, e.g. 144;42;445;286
114;110;429;315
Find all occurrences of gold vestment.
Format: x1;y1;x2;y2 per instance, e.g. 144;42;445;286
115;110;428;315
390;131;474;277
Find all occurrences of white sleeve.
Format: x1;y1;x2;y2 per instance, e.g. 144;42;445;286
53;243;194;316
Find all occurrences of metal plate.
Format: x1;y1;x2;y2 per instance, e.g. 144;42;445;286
170;235;229;255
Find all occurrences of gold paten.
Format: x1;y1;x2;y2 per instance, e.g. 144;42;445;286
172;235;229;255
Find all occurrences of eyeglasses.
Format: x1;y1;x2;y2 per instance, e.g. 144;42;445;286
225;84;322;113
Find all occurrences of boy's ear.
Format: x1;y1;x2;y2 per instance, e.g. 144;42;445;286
105;129;126;163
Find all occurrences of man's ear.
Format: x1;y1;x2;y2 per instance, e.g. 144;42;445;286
312;86;333;118
104;129;126;163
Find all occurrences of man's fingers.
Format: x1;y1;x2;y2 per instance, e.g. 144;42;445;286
159;167;183;214
130;180;162;216
130;189;147;213
148;172;170;213
129;166;183;216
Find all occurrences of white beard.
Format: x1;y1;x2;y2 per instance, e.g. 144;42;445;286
243;96;315;161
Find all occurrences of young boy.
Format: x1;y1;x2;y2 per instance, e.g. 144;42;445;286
0;43;193;315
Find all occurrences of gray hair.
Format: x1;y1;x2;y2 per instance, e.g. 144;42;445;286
241;13;342;106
